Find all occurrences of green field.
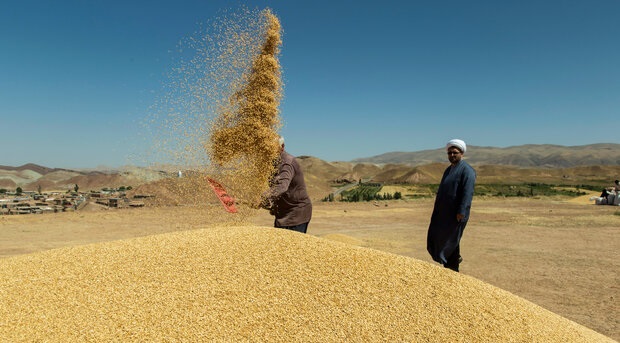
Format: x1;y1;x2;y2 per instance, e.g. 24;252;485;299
325;183;592;202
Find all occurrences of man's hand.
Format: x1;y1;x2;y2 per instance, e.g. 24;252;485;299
258;196;272;210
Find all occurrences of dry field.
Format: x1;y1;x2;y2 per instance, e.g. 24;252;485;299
0;195;618;341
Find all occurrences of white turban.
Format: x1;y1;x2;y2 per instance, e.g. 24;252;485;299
278;136;285;146
446;139;466;153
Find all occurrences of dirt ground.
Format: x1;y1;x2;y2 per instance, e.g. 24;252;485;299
0;194;618;341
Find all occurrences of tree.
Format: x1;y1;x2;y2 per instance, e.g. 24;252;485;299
16;187;23;195
38;184;42;194
74;184;79;193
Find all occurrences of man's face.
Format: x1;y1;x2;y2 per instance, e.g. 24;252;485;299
447;147;463;164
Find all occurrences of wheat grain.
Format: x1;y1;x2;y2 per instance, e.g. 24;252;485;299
0;226;614;342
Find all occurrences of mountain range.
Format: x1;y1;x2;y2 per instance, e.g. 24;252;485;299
2;144;619;197
352;143;620;167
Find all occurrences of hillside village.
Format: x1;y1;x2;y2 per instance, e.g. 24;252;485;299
0;188;151;215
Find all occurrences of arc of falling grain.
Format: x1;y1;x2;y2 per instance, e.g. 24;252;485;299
208;9;283;206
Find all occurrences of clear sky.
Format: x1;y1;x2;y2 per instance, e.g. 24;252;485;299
2;0;619;169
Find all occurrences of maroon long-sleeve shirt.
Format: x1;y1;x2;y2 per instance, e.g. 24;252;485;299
267;150;312;227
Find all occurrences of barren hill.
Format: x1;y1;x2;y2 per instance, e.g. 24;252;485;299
0;163;58;175
296;158;620;200
0;165;168;192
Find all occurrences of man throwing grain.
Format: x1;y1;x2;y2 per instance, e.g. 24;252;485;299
427;139;476;272
262;136;312;233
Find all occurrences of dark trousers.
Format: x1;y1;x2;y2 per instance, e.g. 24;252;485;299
444;245;461;272
275;222;309;234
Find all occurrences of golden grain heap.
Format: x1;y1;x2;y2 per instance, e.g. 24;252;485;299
0;226;614;342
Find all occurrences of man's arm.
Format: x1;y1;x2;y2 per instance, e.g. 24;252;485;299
269;163;294;200
457;168;476;221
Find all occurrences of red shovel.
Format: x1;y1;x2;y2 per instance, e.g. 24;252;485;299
207;177;238;213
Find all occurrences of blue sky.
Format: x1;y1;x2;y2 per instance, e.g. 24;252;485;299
2;0;619;168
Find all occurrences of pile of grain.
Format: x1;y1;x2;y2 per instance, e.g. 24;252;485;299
0;226;613;342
